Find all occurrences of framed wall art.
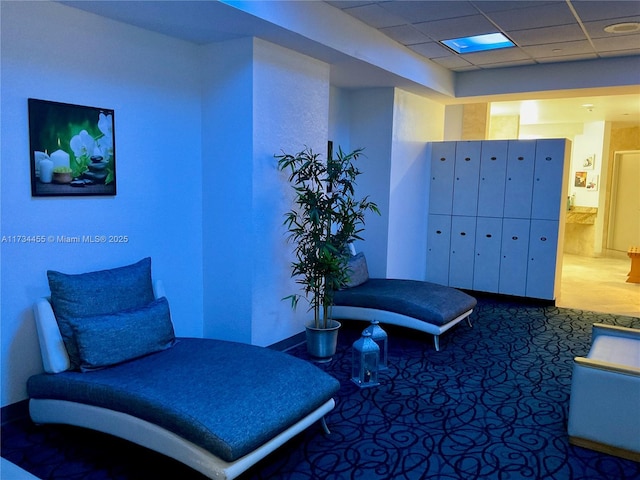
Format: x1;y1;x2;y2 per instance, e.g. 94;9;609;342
586;173;599;191
29;98;116;197
582;154;595;170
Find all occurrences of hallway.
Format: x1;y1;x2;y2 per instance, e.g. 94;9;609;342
557;254;640;318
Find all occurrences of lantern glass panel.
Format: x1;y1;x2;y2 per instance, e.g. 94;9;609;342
364;320;388;370
351;331;380;388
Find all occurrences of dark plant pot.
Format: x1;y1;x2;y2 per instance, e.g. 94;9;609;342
53;172;72;184
306;320;341;362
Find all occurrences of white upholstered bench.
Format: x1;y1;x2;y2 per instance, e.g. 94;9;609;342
568;323;640;461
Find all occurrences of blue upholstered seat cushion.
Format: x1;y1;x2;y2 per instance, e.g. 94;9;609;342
47;258;156;369
68;297;175;372
333;278;477;326
27;338;340;463
343;252;369;288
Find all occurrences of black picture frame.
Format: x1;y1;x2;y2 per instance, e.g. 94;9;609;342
29;98;116;197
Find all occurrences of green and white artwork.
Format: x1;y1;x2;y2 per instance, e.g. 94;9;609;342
29;98;116;196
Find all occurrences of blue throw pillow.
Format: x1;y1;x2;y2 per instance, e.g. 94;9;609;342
68;297;175;372
47;258;155;370
344;252;369;288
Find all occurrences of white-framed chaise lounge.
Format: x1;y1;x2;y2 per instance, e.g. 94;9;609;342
332;253;476;351
27;258;340;480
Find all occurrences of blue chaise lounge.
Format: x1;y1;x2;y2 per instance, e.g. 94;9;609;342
332;252;476;351
27;258;340;480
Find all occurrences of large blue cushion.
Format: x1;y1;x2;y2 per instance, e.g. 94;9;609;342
343;252;369;288
27;338;341;462
68;297;175;372
333;278;477;326
47;258;155;369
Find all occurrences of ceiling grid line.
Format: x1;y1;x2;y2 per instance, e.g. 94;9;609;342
565;0;599;55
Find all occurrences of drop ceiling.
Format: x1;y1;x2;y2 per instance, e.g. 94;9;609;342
328;0;640;125
59;0;640;126
328;1;640;71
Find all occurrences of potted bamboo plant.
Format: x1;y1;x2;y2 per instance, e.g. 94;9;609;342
277;145;379;361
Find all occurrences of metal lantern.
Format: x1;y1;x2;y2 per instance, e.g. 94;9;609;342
363;319;388;371
351;331;380;388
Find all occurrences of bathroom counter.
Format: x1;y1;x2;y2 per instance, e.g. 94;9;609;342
566;207;597;225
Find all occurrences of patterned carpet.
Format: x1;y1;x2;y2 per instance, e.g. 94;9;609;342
2;296;639;479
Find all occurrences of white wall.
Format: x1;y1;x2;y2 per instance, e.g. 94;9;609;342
329;86;352;152
201;37;330;346
252;39;330;346
387;89;445;280
200;38;256;345
569;121;607;209
457;56;640;98
229;0;455;98
0;1;204;406
343;88;447;280
444;105;464;141
347;88;395;277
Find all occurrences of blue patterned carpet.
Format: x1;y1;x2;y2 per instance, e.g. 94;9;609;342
2;296;639;479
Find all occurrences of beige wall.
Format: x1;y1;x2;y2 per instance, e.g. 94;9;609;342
489;115;520;139
462;103;490;140
602;124;640;254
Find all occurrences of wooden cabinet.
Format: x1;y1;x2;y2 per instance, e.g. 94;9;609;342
426;139;570;300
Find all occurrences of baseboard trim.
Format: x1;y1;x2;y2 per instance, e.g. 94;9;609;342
462;289;555;307
268;331;305;352
1;399;29;426
569;435;640;462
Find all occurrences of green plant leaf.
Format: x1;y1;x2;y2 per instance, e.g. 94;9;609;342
276;145;380;327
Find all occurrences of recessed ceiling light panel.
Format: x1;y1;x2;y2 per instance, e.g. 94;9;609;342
604;22;640;34
440;32;515;54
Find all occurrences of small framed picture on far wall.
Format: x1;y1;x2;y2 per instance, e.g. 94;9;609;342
582;154;595;170
574;171;587;187
586;173;599;191
29;98;116;197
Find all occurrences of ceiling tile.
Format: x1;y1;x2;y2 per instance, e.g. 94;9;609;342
341;3;407;28
583;17;640;39
570;1;640;22
430;55;475;69
326;1;378;8
592;34;640;52
598;48;640;58
449;65;482;72
475;59;537;69
472;1;562;14
522;39;595;57
507;24;586;46
413;14;498;41
484;3;576;30
379;24;431;45
535;53;599;63
379;0;478;23
459;47;532;65
409;41;454;58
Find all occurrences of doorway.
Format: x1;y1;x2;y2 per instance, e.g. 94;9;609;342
558;149;640;316
607;150;640;254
